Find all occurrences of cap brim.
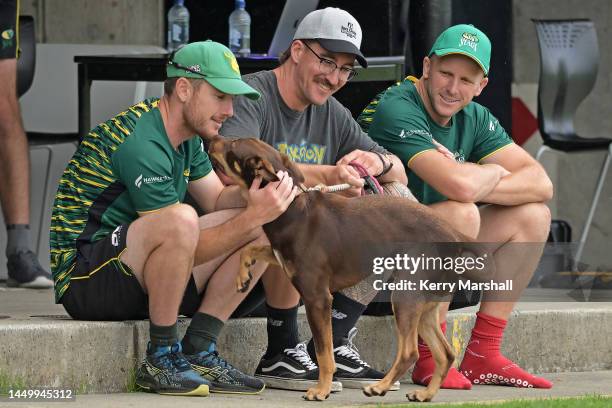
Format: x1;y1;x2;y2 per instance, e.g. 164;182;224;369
431;48;488;76
316;38;368;68
205;77;261;100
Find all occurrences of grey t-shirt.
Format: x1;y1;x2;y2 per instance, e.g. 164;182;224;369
220;70;385;165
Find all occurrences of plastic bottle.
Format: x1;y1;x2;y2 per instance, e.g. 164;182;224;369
167;0;190;52
228;0;251;57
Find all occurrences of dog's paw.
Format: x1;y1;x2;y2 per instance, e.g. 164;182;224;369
303;386;330;401
362;384;387;397
406;389;432;402
235;271;253;293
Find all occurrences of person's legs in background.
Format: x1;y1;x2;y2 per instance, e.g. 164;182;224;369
0;3;52;288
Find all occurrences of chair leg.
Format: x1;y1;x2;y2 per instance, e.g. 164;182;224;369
535;144;552;162
574;145;612;269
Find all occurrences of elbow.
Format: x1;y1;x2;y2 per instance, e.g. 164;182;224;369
540;176;554;202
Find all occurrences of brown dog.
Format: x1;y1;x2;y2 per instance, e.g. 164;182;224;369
208;136;486;402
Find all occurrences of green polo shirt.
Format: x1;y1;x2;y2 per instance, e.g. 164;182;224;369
50;98;212;301
360;79;513;204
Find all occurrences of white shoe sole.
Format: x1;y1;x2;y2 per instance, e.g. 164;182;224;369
255;374;342;392
7;276;53;288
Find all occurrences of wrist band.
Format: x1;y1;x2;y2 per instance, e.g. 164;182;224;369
373;151;393;177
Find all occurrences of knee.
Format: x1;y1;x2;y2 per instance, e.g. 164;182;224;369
516;203;551;240
163;204;200;247
446;201;480;238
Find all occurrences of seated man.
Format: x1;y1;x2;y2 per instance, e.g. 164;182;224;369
220;7;408;391
360;24;554;389
50;41;296;397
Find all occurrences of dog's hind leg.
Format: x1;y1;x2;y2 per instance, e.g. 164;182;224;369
299;285;335;401
407;302;455;402
363;300;424;397
237;245;278;292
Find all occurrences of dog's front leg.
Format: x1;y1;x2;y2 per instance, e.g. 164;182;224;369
237;245;278;292
302;290;335;401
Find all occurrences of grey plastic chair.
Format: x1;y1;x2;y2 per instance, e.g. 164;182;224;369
533;19;612;268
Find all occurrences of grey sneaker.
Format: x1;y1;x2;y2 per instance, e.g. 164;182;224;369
7;250;53;288
334;327;400;390
255;342;342;392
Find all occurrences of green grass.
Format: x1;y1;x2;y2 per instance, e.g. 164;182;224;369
125;361;139;393
0;371;27;395
366;395;612;408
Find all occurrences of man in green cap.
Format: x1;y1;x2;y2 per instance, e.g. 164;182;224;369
50;40;296;396
360;25;554;389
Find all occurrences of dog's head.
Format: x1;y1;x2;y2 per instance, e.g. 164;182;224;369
208;135;305;189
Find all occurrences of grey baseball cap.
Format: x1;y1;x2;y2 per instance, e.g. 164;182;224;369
293;7;367;68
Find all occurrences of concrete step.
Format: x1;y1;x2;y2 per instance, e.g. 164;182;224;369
1;287;611;393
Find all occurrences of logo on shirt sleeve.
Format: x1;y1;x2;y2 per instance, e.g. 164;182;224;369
135;174;143;188
134;173;172;189
489;120;498;132
398;129;432;139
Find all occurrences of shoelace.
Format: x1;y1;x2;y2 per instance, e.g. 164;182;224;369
334;327;370;367
201;350;237;372
285;343;317;371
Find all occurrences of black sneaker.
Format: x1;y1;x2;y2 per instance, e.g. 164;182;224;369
6;250;53;288
334;327;400;390
135;342;210;396
255;342;342;392
185;342;265;394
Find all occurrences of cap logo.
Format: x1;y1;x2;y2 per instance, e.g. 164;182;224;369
340;21;357;39
460;32;479;51
224;51;240;75
188;64;201;72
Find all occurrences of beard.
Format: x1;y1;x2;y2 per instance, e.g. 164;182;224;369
183;99;212;138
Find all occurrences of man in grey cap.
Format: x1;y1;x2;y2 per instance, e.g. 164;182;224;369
220;7;407;391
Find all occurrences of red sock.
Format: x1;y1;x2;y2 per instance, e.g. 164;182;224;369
411;322;472;389
459;312;552;388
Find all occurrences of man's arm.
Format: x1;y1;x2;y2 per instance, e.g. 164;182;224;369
188;173;247;211
410;150;509;203
185;171;296;265
479;144;553;205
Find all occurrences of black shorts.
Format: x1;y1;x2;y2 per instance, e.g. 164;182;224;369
61;224;203;321
0;0;18;60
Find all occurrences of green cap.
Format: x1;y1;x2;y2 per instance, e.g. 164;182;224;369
429;24;491;76
166;40;260;100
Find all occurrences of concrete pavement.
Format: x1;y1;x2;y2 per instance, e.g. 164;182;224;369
1;286;611;397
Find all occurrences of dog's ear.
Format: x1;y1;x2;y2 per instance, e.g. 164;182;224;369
280;153;305;185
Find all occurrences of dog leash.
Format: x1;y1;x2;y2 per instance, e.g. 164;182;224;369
349;161;384;195
304;162;384;195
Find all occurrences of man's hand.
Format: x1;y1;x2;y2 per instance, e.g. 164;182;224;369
327;164;364;196
244;171;297;225
484;163;512;179
431;139;456;161
337;149;384;176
